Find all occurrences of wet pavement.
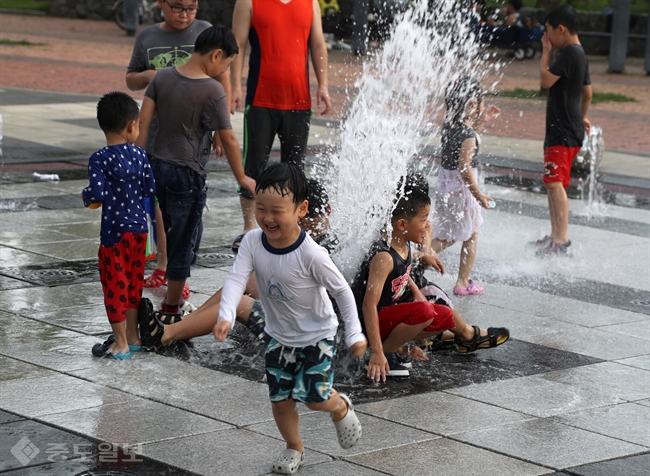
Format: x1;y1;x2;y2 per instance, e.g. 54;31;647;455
1;82;650;475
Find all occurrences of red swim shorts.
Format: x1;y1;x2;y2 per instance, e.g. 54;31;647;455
378;301;455;342
543;145;581;188
98;232;146;324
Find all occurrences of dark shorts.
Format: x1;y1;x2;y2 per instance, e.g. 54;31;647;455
264;336;336;404
150;160;206;281
98;232;146;323
378;301;455;342
543;145;581;188
239;105;311;200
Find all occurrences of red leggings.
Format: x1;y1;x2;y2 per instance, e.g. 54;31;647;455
98;232;146;323
378;301;455;342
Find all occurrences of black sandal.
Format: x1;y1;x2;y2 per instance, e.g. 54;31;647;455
138;297;164;352
231;233;245;253
454;325;510;353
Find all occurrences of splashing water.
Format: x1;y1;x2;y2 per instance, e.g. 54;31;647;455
575;125;607;218
316;0;499;278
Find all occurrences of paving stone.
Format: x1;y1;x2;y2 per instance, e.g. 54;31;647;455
0;374;137;418
0;419;92;472
615;355;650;371
156;379;278;427
521;327;649;361
551;403;650;447
1;334;104;373
454;418;647;470
70;352;245;401
0;410;23;424
0;457;194;475
633;399;650;407
41;399;231;446
20;239;99;261
140;428;332;476
449;362;650;418
0;311;82;346
249;410;437;458
259;460;385;476
0;282;106;313
41;221;101;240
357;391;532;436
0;274;34;291
17;305;109;335
600;319;650;341
0;355;56;382
346;437;551;476
565;452;650;476
0;224;84;246
0;246;57;267
457;305;582;340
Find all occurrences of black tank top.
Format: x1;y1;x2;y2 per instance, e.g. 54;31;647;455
352;240;412;333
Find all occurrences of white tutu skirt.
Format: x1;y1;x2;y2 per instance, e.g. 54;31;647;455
432;168;483;243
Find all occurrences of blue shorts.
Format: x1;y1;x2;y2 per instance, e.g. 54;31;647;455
264;336;336;404
150;160;206;281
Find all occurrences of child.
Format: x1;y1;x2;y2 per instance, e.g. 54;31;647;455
214;163;367;474
534;5;591;255
83;91;155;360
138;178;336;352
352;175;509;381
126;0;230;293
136;26;255;323
431;76;499;295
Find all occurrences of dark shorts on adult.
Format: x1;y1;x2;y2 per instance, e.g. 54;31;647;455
238;106;311;200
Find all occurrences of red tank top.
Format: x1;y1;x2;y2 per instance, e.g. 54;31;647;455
247;0;312;110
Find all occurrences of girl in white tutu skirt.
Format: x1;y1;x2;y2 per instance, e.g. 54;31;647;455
431;77;500;295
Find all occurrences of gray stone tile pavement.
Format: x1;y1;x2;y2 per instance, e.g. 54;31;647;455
1;88;649;474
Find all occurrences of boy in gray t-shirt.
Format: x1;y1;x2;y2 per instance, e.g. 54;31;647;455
136;26;255;322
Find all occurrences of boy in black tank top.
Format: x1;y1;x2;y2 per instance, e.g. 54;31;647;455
352;175;510;382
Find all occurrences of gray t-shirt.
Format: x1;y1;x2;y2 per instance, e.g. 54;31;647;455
127;20;212;155
144;67;232;177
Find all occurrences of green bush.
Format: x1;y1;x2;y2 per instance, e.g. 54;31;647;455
0;0;49;11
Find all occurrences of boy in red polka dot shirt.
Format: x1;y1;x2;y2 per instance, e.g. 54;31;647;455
82;91;156;360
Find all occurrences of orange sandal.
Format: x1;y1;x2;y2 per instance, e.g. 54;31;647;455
144;268;167;288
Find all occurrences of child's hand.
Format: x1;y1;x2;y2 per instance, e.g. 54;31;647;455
541;32;552;51
422;252;445;275
478;194;495;209
483;104;500;122
409;346;429;361
349;339;367;358
213;320;232;341
367;351;389;383
87;202;102;210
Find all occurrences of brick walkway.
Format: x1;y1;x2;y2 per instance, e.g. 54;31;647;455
0;13;648;153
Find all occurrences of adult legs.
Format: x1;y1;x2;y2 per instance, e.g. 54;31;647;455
238;106;280;235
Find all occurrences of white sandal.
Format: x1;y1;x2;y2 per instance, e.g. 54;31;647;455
272;448;304;474
333;393;362;449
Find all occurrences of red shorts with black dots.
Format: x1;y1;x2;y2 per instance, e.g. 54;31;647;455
98;232;147;324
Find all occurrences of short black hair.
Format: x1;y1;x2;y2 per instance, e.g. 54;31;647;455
305;178;330;219
508;0;523;11
545;5;580;35
96;91;139;134
391;173;431;222
444;76;484;126
256;163;308;205
194;25;239;57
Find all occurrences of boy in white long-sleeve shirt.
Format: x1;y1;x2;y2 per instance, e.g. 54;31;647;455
214;163;367;475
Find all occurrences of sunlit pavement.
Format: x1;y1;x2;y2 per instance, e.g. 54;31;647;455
0;88;649;475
